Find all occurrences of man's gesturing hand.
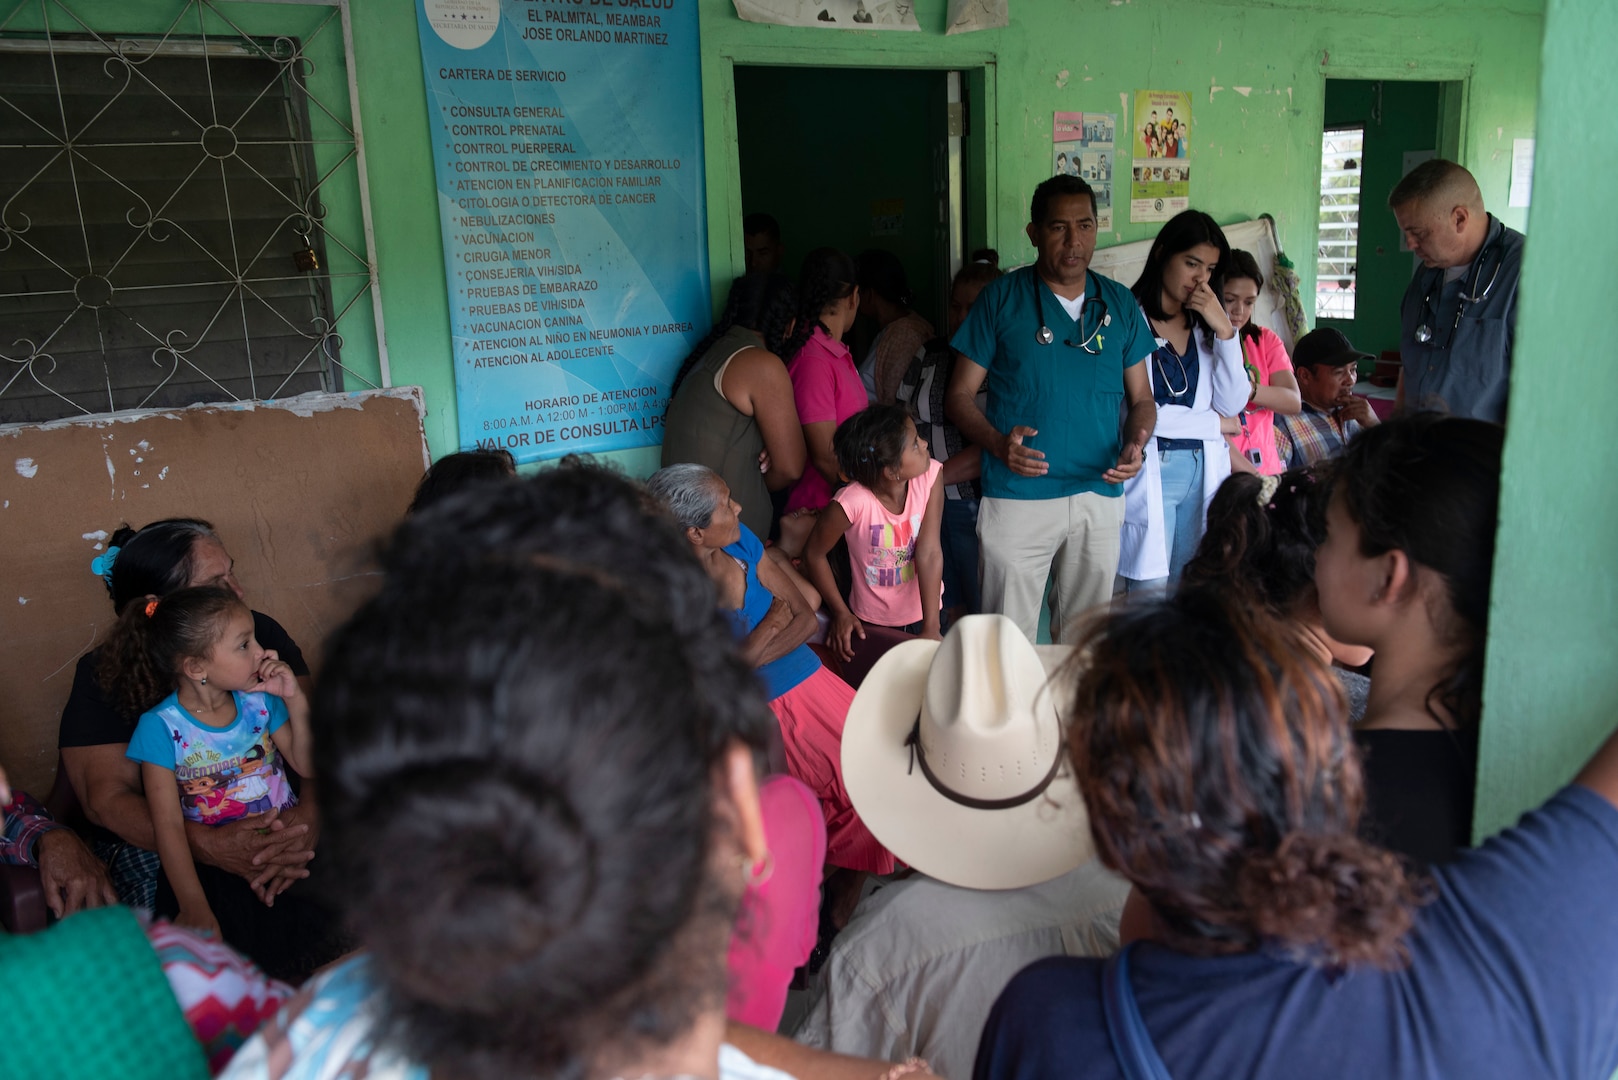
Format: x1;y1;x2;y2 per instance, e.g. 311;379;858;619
1000;426;1049;477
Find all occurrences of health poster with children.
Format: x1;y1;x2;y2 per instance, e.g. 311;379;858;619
1130;90;1192;223
1051;111;1116;230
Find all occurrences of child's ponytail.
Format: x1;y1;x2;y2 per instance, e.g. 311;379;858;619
97;586;247;718
832;404;913;490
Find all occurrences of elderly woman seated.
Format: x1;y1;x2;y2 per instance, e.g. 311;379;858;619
221;466;927;1080
647;464;893;889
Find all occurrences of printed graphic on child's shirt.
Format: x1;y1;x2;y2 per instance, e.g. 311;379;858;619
175;729;292;825
865;513;923;588
164;695;295;825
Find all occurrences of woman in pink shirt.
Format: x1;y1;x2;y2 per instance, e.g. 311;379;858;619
779;248;866;554
1220;248;1302;475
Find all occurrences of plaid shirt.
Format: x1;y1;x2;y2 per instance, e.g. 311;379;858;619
1275;401;1361;470
1;789;64;867
895;338;982;501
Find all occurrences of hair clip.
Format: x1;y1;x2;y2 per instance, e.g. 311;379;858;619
144;598;160;618
90;545;121;584
1256;474;1282;509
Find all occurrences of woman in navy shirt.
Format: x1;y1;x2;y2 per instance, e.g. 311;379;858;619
976;585;1618;1080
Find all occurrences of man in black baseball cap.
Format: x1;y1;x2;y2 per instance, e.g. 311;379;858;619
1274;327;1379;469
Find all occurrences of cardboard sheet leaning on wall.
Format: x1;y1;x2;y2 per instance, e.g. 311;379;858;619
0;387;430;796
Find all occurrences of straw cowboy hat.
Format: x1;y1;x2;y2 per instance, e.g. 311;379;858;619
842;614;1093;890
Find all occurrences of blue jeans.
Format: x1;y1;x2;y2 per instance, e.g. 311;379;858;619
941;497;981;618
1121;447;1205;593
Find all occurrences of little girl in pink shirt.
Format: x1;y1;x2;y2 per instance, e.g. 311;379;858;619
804;404;945;661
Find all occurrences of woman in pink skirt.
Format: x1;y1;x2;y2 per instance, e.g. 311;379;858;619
648;464;894;879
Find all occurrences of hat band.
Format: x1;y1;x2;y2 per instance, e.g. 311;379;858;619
904;717;1064;811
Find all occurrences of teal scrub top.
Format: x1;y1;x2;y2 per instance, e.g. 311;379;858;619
950;266;1152;500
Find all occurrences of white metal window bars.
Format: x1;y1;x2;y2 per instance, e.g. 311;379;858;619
0;0;387;422
1317;126;1363;321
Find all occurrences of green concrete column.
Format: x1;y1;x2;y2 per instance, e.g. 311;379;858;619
1475;0;1618;838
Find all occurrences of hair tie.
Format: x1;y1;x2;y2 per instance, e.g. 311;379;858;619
144;598;160;618
90;545;121;585
1256;474;1282;509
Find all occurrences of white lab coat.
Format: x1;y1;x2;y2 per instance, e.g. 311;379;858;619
1118;322;1247;581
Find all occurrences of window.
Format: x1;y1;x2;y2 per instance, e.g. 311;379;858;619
0;2;381;424
1317;127;1363;320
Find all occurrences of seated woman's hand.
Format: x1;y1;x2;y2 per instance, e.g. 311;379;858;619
830;611;866;663
192;807;314;883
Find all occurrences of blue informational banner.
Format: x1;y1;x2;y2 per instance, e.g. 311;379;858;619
416;0;710;461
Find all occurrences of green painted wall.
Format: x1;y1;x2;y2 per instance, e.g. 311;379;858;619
734;66;947;332
1320;78;1442;365
35;0;1544;481
1473;0;1618;838
697;0;1540;329
344;0;1545;469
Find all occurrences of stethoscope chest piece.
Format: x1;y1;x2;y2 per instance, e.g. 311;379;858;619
1415;323;1434;344
1036;325;1055;346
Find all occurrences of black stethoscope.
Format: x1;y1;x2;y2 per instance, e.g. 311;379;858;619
1415;226;1504;347
1033;273;1111;353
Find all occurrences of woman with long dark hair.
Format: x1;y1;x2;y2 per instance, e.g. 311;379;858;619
1314;413;1502;864
779;249;865;554
1118;210;1250;589
662;272;806;540
976;585;1618;1080
1218;248;1300;475
1181;466;1374;719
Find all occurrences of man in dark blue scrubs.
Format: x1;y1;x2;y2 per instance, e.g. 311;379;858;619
1391;159;1524;424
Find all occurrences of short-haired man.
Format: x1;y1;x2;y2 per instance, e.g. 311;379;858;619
1389;159;1524;423
1274;327;1379;469
946;175;1156;643
742;212;784;275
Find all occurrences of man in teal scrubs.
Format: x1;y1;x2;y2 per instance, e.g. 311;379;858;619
946;175;1156;643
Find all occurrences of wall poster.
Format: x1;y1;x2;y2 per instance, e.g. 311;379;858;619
1130;89;1192;223
732;0;920;30
1051;111;1116;231
417;0;711;462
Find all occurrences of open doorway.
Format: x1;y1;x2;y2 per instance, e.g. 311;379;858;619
1318;78;1464;368
732;65;978;358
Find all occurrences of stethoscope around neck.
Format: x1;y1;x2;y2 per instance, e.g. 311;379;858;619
1415;227;1504;347
1033;273;1111;353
